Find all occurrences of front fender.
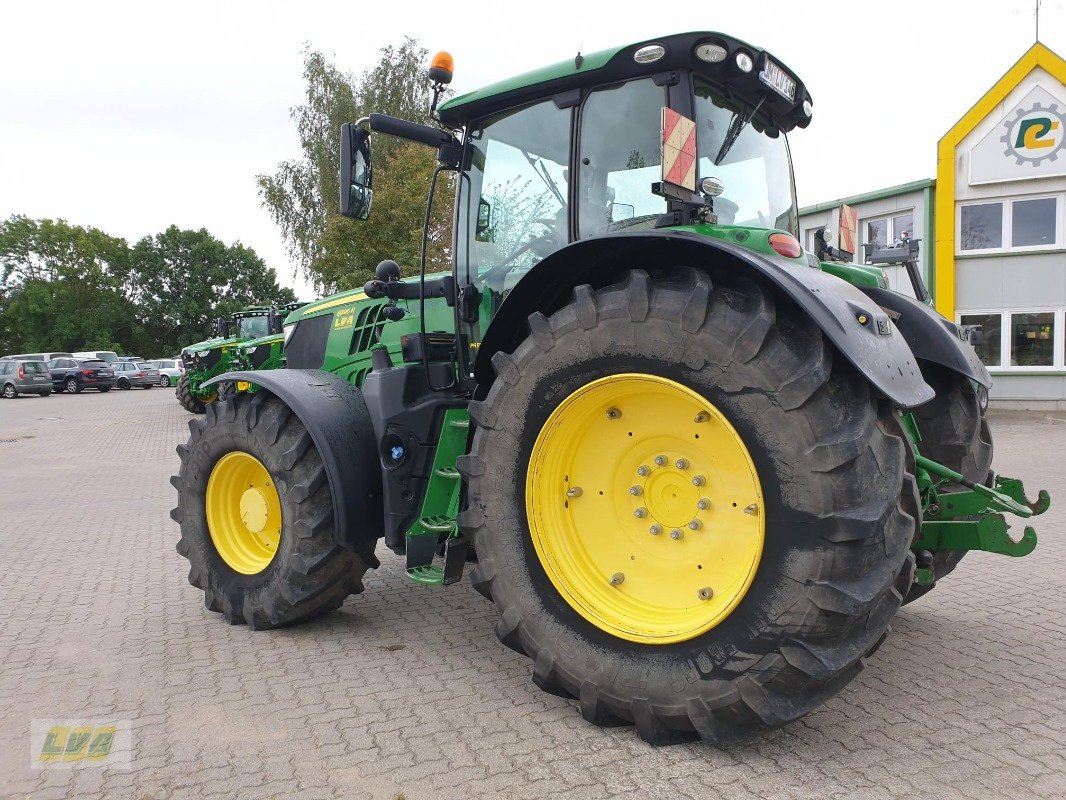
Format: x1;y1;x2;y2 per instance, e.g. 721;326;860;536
860;287;991;388
203;369;383;551
475;231;934;408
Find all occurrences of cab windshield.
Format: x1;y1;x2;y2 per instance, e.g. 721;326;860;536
237;316;269;339
693;78;798;234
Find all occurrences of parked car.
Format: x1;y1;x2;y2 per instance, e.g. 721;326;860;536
146;358;184;387
0;359;53;398
1;351;74;362
72;351;120;363
112;361;158;389
118;356;143;362
47;357;116;393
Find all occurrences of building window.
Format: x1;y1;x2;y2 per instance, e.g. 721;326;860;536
958;195;1061;253
1011;198;1057;247
1010;312;1055;367
959;313;1002;367
958;309;1062;370
860;211;914;261
960;202;1003;250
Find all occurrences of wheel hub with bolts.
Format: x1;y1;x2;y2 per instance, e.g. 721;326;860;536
526;373;765;644
205;451;282;575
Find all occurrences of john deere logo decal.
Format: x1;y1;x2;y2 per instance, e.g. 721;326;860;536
1002;102;1064;165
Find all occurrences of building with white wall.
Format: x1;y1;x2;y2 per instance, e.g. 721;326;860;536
800;43;1066;407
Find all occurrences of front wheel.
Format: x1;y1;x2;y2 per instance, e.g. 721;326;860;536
161;375;172;387
118;378;130;390
2;384;15;399
460;269;917;744
65;378;80;394
176;373;208;414
172;392;376;628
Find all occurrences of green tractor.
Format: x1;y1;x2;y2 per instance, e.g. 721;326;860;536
172;32;1050;744
176;303;304;413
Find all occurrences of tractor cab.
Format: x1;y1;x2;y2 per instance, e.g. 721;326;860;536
342;32;812;379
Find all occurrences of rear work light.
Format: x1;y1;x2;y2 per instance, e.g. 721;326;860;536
768;232;802;258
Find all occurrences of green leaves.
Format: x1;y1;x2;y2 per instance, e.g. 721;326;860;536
258;38;453;293
0;216;295;356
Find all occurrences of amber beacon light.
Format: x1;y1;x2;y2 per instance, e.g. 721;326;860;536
429;51;454;85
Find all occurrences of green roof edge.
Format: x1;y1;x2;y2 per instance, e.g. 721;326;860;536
798;178;936;216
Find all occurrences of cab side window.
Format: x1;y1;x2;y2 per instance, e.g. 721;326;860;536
578;78;668;238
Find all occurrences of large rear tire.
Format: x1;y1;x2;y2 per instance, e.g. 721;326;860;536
171;392;376;628
902;363;993;603
459;269;917;744
176;373;208;414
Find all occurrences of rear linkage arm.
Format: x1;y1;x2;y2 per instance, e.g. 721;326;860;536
911;452;1050;585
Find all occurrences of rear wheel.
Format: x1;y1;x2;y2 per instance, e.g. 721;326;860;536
460;269;917;744
903;363;993;603
176;373;209;414
172;392;376;628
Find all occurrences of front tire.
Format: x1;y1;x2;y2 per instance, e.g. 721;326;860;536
65;378;80;394
161;375;172;387
171;392;376;628
459;269;917;744
176;373;208;414
118;378;130;390
2;384;15;399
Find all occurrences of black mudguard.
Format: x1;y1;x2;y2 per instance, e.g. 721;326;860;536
860;287;992;388
202;369;383;551
474;231;935;408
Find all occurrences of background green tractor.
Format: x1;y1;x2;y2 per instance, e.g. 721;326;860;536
176;303;304;413
172;33;1049;744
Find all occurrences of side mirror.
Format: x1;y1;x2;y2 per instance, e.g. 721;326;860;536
610;202;636;223
340;123;373;220
475;198;494;242
215;317;230;338
268;309;282;335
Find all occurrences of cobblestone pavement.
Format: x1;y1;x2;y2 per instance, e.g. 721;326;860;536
1;388;1064;800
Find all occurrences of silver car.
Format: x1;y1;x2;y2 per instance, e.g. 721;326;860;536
0;359;53;398
146;358;184;387
112;361;159;389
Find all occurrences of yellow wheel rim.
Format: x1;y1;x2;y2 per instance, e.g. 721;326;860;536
526;374;764;645
206;451;282;575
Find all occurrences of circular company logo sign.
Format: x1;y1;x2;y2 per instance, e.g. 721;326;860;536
1001;102;1065;166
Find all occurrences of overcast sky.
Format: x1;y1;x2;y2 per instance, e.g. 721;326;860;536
2;0;1063;299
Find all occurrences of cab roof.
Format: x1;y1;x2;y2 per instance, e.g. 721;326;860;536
438;31;813;132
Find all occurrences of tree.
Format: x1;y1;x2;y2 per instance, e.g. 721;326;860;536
125;226;297;354
0;216;295;357
0;216;136;354
258;38;453;293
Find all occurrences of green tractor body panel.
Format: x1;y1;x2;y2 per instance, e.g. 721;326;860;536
283;274;456;387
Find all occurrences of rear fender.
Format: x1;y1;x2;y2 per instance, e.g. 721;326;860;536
203;369;383;551
474;230;934;408
859;287;991;388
